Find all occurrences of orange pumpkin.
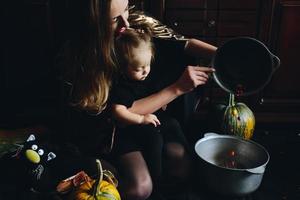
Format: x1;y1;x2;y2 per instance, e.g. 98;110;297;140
72;159;121;200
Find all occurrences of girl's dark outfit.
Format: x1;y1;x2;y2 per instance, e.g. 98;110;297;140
110;70;189;180
110;76;188;154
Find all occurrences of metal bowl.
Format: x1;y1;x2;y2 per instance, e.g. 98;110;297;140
194;133;270;196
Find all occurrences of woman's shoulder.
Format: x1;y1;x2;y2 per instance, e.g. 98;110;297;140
129;11;188;42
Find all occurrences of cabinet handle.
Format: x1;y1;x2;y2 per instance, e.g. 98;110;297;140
207;20;216;28
174;22;179;27
260;98;264;105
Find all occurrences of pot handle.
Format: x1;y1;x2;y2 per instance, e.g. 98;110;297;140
272;54;280;71
204;132;220;138
246;166;266;174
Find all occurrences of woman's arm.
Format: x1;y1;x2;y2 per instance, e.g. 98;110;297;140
184;38;217;58
129;66;215;115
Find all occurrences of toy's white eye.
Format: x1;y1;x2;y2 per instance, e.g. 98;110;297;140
38;149;44;156
31;144;38;150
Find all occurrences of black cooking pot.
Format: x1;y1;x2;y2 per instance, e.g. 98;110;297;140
195;133;270;196
212;37;280;96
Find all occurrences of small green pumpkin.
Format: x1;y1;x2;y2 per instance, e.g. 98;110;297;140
222;94;255;139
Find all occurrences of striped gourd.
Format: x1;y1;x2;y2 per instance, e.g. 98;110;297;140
222;94;255;139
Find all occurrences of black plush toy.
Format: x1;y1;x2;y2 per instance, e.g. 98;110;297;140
0;134;59;199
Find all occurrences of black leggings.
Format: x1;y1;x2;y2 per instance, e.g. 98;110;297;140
112;115;188;180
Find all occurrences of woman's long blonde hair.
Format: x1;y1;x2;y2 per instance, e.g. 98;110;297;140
62;0;117;114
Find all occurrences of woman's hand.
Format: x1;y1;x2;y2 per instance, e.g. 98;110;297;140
174;65;215;95
142;114;161;127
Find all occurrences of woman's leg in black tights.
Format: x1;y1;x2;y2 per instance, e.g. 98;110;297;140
139;125;164;182
163;142;191;180
117;151;152;200
114;125;163;200
160;117;192;181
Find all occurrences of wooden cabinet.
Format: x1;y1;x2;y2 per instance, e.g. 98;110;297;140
254;0;300;123
143;0;300;124
163;0;263;46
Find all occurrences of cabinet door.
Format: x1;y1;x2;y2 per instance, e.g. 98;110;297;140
217;11;258;37
219;0;259;9
257;1;300;119
165;10;217;37
165;0;217;9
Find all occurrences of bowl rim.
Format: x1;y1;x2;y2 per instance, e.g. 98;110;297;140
194;132;270;172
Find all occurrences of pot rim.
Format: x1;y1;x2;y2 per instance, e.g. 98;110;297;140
212;37;278;96
194;133;270;172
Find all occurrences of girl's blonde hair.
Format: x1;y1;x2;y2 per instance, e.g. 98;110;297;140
115;28;154;71
61;0;117;114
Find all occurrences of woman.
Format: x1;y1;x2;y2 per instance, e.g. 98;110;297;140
59;0;216;199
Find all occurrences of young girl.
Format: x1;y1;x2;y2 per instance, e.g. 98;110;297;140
111;27;160;127
110;27;192;199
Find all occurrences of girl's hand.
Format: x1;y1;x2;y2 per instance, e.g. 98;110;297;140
174;65;215;95
142;114;161;127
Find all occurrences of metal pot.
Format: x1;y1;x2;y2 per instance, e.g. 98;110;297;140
194;133;270;196
212;37;280;96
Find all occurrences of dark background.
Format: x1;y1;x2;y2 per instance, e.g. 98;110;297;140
1;1;300;199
